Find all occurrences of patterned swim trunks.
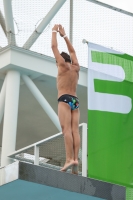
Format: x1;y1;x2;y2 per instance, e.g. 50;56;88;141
58;94;79;110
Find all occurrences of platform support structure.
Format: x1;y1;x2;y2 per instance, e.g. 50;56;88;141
0;71;63;167
22;75;61;131
0;76;7;124
1;70;20;166
0;10;7;37
3;0;16;45
23;0;66;49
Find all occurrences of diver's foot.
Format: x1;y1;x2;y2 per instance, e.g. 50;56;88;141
60;160;76;172
72;160;79;175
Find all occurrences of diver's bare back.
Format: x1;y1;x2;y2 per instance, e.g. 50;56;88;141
57;62;79;98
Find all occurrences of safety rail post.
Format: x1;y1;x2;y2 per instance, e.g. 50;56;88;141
34;145;39;165
81;123;87;177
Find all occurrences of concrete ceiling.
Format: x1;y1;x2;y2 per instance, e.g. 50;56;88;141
0;73;87;150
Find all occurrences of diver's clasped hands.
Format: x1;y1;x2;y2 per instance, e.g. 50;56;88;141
52;24;66;37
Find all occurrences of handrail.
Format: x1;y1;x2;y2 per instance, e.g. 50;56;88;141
8;132;62;158
8;123;87;177
8;123;84;158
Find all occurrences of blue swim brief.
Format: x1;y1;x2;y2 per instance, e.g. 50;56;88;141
58;94;79;110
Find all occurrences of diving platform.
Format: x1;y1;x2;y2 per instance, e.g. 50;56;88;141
0;161;126;200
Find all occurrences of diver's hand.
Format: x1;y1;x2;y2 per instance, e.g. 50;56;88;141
58;24;66;37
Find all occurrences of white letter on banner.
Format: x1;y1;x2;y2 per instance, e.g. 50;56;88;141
88;63;132;114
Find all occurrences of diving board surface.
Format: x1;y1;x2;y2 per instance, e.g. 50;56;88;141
0;161;126;200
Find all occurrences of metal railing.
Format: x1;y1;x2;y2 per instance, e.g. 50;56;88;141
8;123;87;177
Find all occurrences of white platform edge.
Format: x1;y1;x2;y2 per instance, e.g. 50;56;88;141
0;161;19;186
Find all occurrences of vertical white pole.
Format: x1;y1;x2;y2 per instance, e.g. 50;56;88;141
69;0;73;44
1;70;20;167
82;123;87;177
0;76;7;124
34;145;39;165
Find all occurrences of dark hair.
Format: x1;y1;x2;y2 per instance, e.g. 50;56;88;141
60;52;71;63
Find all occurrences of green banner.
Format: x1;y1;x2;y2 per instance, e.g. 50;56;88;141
88;43;133;188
